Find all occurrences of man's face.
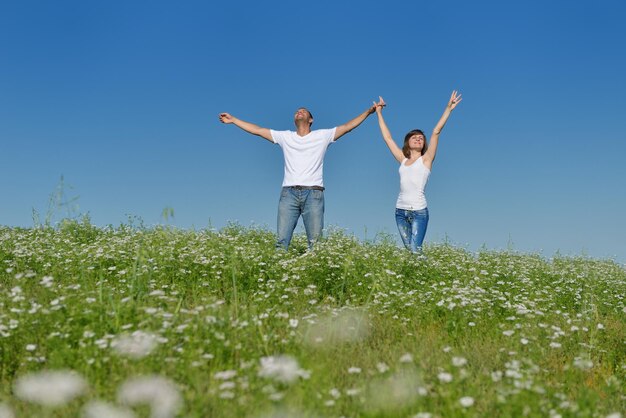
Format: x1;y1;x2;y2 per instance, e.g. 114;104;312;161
294;108;312;125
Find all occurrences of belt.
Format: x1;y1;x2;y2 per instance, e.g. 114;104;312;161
286;185;325;191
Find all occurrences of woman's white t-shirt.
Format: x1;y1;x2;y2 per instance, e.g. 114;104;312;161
396;157;431;210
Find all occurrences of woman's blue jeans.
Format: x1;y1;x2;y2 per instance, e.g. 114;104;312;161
276;187;324;250
395;207;429;253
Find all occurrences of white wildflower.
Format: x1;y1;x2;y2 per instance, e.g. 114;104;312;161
40;276;54;288
550;342;562;348
219;382;235;390
399;353;413;363
258;355;309;384
452;357;467;367
329;388;341;399
95;338;108;349
0;403;14;418
149;290;165;296
82;400;137;418
573;357;593;370
14;370;87;407
219;391;235;399
111;331;159;359
303;309;369;346
214;370;237;380
437;372;453;383
348;367;361;374
376;362;390;373
346;388;361;396
117;375;181;418
367;370;423;411
459;396;475;407
25;344;37;352
267;392;284;401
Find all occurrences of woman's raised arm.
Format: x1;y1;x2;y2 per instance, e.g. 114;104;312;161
375;97;405;163
423;90;462;165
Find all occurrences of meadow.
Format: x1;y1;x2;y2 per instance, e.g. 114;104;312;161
0;220;624;417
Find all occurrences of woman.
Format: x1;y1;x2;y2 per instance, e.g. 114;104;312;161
374;91;462;254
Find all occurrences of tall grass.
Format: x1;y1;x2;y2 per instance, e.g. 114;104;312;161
0;221;624;417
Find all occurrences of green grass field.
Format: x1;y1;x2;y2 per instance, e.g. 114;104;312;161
1;221;624;417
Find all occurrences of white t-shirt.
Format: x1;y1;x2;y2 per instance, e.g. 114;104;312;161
270;128;337;187
396;157;431;210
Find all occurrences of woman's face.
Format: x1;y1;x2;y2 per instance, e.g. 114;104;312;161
408;134;425;150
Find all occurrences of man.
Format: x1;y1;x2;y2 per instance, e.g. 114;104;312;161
219;103;375;249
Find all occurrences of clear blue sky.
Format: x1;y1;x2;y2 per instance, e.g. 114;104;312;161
2;0;625;262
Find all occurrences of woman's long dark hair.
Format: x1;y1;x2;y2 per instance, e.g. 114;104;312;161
402;129;428;158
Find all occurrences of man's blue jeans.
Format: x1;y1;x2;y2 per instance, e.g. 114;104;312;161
395;207;429;253
277;187;324;250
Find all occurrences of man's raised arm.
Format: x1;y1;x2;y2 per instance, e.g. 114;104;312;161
333;103;377;141
219;113;273;143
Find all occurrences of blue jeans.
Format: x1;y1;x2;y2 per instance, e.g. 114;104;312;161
395;207;429;253
277;187;324;250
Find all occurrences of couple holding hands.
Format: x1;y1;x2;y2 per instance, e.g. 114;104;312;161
219;91;462;254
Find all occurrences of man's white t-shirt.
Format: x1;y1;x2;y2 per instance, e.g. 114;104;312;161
270;128;337;187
